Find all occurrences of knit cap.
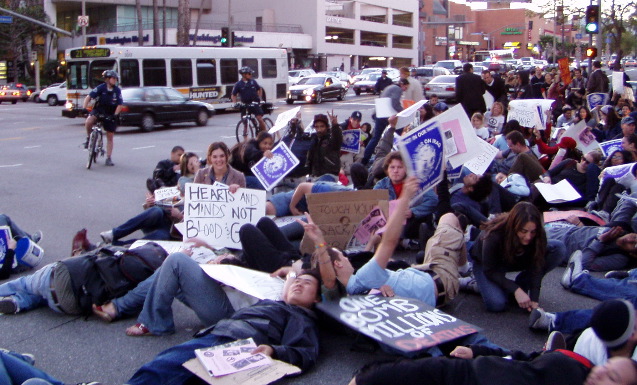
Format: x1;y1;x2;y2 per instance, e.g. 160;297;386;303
591;299;635;348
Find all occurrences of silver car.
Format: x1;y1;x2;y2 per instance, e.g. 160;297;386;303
424;75;459;102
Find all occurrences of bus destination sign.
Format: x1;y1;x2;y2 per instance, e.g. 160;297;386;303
70;48;111;59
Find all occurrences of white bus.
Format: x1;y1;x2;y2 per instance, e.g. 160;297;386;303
62;45;289;117
474;49;516;62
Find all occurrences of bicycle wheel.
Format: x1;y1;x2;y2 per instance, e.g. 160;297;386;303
235;118;257;143
86;130;98;169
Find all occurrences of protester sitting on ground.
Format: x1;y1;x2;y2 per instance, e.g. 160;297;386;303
99;200;183;244
265;163;368;217
0;214;42;244
146;145;185;192
593;105;622;142
556;106;576;128
613;116;636;141
306;112;343;181
532;128;577;165
347;342;637;385
450;173;518;227
432;101;448;116
565;87;586;110
125;269;321;384
177;152;199;194
574;105;598;129
373;152;438;243
587;150;633;220
494;130;545;184
0;214;43;279
484;101;506;137
492;119;521;151
471;112;489;140
622;134;637;161
540;150;602;207
194;142;246;191
469;202;565;313
340;111;365;176
229;131;274;190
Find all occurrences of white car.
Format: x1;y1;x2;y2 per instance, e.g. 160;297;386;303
288;69;316;85
40;81;67;106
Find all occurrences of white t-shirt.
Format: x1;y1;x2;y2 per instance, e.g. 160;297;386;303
475;126;489;140
484;111;505;136
574;327;637;365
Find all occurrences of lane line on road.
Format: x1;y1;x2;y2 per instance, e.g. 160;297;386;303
132;145;156;150
0;137;24;141
0;164;22;168
24;145;41;149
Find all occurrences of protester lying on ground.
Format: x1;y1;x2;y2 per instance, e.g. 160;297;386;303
229;131;274;190
587;149;633;220
193;141;246;191
540;150;602;207
176;151;199;194
265;162;368;217
373;151;438;242
468;202;565;312
529;299;637;367
0;214;42;245
146;145;184;192
0;349;102;385
348;346;637;385
545;224;637;271
0;242;167;316
125;270;321;385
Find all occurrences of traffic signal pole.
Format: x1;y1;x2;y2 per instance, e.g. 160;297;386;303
588;0;593;70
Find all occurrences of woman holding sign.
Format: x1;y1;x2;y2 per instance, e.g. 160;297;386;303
471;202;564;313
194;142;246;192
229;131;274;190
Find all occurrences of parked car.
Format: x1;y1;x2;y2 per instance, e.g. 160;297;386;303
624;59;637;68
117;87;214;132
352;73;382;95
482;60;511;74
352;67;384;83
288;69;316;85
412;65;451;88
39;81;68;106
434;60;463;74
424;75;459;102
286;74;347;104
0;83;29;104
319;70;351;87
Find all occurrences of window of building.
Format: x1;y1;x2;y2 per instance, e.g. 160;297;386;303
261;59;277;78
120;59;140;87
143;59;167;86
196;59;217;86
241;59;259;78
171;59;192;87
220;59;238;84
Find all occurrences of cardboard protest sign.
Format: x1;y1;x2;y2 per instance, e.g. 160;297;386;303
398;120;445;197
447;162;463;180
375;97;397;118
613;71;625;94
184;183;266;249
587;93;609;110
562;120;601;154
508;100;543;130
183;357;300;385
201;264;284;301
558;58;572;85
269;106;300;134
154;186;181;202
464;140;499;175
543;210;606;226
599;139;623;156
352;206;387;245
341;129;361;153
317;295;482;354
251;142;299;191
301;189;389;253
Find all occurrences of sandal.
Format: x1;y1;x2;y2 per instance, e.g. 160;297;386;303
92;303;117;323
126;323;153;337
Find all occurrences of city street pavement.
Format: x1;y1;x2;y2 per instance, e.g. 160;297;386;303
0;91;600;385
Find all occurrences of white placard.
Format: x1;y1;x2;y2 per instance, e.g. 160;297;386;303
483;92;495;111
507;99;547;131
425;104;482;169
534;179;582;203
396;99;427;128
183;183;266;249
154;186;180;201
613;71;625;94
464;140;499;175
269;106;301;134
200;264;285;301
375;97;397;118
562;120;601;154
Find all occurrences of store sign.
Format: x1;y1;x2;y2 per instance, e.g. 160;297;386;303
501;28;522;35
458;40;479;46
435;36;448;46
503;42;521;49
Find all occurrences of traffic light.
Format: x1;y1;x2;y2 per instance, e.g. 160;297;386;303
585;5;599;34
221;27;229;47
231;31;236;47
586;47;598;58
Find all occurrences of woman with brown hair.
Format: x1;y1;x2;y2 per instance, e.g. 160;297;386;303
194;141;246;192
471;202;565;312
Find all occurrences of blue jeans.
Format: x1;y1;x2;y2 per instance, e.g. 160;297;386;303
609;193;637;232
552;309;594;334
112;206;173;242
0;214;32;240
136;252;234;335
127;334;232;385
571;269;637;304
245;175;266;190
112;271;156;319
0;263;58;313
362;117;388;165
268;191;309;217
0;350;63;385
473;239;565;312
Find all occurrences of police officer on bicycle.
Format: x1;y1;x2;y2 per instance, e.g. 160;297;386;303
83;70;123;166
231;66;266;135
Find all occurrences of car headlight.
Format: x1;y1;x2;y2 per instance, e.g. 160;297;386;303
65;101;74;109
303;88;314;95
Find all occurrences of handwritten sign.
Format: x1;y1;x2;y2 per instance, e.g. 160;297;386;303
154;186;181;202
398;120;445;197
251;142;299;191
587;93;609;110
317;295;481;354
269;106;301;134
508;99;543;130
184;183;266;249
464;140;499;175
599;139;623;156
341;129;361;153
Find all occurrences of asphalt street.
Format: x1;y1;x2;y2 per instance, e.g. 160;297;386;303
0;89;601;384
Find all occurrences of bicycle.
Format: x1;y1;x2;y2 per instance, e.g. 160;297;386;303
86;114;112;169
234;102;274;143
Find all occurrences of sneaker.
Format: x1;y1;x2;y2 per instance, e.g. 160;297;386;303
544;331;567;351
528;308;556;330
561;250;586;289
0;296;18;314
605;270;630;280
100;230;113;244
459;276;480;293
31;230;43;244
0;349;35;365
591;210;610;222
105;158;114;166
82;137;89;149
458;261;473;277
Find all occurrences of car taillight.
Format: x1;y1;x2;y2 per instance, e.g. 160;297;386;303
425;87;431;91
445;86;454;91
120;105;130;113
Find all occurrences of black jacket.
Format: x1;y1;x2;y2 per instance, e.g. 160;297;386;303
375;76;393;94
456;72;486;114
306;123;343;177
152;159;179;186
485;76;507;103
